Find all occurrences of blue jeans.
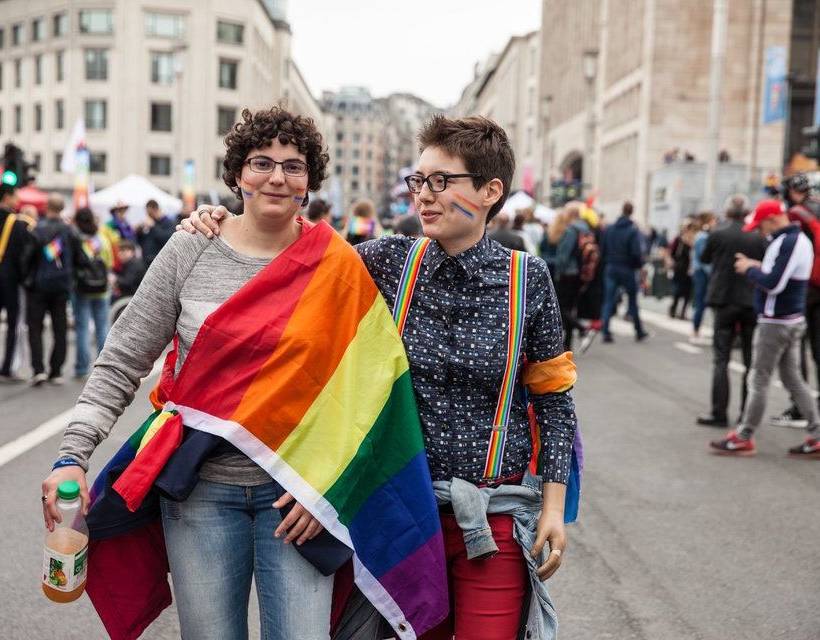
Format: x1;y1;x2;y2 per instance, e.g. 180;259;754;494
692;269;709;332
74;294;109;375
601;264;645;338
161;480;333;640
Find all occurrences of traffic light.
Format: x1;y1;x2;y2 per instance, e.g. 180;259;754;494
1;143;37;186
801;126;820;161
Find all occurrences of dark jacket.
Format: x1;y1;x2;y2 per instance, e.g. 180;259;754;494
488;228;526;252
0;208;35;283
24;218;85;294
138;216;176;267
602;216;643;270
114;257;146;298
701;219;766;308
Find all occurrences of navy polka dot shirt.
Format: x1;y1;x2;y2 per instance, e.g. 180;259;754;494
357;234;578;485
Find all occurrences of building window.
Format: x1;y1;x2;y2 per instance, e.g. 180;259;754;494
216;21;244;45
80;10;113;34
55;99;64;130
352;149;360;160
0;63;3;91
14;59;21;88
85;49;109;80
150;52;175;84
89;152;107;173
14;105;22;133
352;166;359;176
335;148;342;159
353;133;361;143
85;99;107;130
56;51;64;82
218;59;238;90
12;24;22;46
0;28;4;49
151;102;172;132
335;165;342;175
215;157;223;180
336;132;343;142
53;13;68;38
217;107;236;135
0;109;3;135
33;153;41;170
149;154;172;176
32;18;44;42
54;152;63;172
351;180;359;191
34;104;42;132
145;13;185;39
34;55;42;85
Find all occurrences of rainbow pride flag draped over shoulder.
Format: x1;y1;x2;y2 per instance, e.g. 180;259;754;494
112;221;448;638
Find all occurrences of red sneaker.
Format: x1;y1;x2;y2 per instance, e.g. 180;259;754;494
788;437;820;459
710;431;756;456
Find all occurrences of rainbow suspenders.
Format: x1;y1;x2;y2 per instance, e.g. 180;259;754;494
391;237;528;482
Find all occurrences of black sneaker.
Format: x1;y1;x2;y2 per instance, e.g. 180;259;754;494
696;414;729;428
602;334;614;344
636;331;650;342
770;407;808;429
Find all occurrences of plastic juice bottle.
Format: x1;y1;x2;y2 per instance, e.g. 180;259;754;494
42;480;89;603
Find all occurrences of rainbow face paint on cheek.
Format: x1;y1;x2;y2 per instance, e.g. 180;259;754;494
452;192;480;220
241;188;255;199
293;195;305;205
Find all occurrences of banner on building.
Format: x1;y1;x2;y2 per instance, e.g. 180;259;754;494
814;48;820;127
73;146;90;209
182;159;196;213
762;46;788;124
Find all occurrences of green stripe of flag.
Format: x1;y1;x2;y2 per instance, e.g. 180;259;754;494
324;370;425;524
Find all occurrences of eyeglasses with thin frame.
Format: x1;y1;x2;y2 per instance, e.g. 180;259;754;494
404;172;482;194
244;156;308;177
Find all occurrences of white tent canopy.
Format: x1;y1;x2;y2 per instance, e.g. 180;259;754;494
89;174;182;225
502;190;536;214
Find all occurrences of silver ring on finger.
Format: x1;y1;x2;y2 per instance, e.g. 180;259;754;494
549;548;562;557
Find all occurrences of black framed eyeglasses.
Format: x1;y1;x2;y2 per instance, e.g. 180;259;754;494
404;172;482;194
244;156;308;177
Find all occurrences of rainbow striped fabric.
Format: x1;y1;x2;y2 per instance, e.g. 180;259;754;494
349;215;376;237
42;236;63;263
110;221;448;638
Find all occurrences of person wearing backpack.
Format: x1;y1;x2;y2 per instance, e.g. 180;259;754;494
0;183;34;383
552;202;593;351
72;207;114;379
24;194;83;386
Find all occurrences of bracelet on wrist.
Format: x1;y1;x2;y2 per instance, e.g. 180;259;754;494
52;457;81;471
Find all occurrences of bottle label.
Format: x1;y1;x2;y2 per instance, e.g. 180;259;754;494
42;541;88;592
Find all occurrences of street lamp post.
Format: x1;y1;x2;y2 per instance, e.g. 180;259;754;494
582;49;599;199
540;94;553;202
171;41;188;199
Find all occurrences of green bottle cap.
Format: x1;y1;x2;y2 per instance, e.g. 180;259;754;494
57;480;80;501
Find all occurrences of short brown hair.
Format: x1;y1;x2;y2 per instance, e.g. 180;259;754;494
222;106;329;199
351;199;376;218
417;115;514;222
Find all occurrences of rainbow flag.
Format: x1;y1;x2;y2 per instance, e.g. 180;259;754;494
110;221;448;638
43;237;63;266
349;215;375;237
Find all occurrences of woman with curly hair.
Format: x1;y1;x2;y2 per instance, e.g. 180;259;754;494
42;106;346;638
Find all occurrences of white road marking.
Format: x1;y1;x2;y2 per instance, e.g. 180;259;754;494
0;359;163;469
674;342;702;355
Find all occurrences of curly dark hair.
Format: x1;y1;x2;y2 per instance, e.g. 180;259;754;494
222;106;329;199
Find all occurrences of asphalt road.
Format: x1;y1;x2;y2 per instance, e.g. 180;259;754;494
1;305;818;639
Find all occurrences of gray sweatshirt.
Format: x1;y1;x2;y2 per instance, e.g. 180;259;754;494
58;231;272;486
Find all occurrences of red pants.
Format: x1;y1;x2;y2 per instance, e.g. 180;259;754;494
421;513;528;640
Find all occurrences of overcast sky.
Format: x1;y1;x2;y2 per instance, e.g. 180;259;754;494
288;0;542;108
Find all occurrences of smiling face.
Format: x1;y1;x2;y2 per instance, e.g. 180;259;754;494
236;138;309;224
412;146;502;247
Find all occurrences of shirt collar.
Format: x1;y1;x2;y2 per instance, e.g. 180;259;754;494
423;234;495;279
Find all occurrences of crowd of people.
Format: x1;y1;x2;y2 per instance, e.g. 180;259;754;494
0;190;174;385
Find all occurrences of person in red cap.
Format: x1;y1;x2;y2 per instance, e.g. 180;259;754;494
710;199;820;458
